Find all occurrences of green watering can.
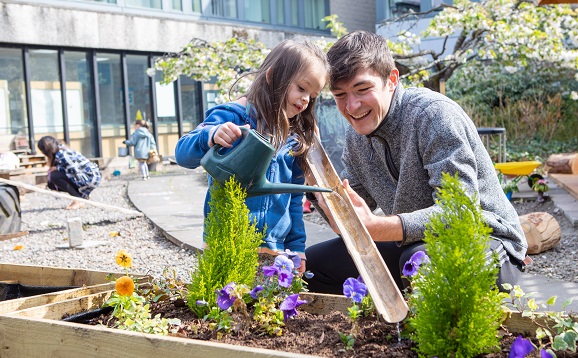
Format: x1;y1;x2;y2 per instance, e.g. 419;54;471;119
201;127;332;197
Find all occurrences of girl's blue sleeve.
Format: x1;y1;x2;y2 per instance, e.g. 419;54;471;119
124;131;138;147
175;111;229;169
283;161;307;255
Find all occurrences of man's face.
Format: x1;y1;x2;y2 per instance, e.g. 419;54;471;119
331;68;399;135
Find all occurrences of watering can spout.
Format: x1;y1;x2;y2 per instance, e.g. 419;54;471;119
200;127;332;197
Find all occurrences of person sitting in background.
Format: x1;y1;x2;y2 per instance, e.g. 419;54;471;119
37;136;101;210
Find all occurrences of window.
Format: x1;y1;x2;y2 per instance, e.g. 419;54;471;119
96;53;125;158
124;0;162;9
276;0;298;26
304;0;326;29
29;49;64;142
192;0;202;12
245;0;270;23
171;0;183;11
211;0;237;18
64;51;97;157
0;48;28;145
180;75;202;133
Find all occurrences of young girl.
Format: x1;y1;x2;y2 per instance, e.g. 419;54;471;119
175;37;329;273
123;119;157;180
37;136;102;210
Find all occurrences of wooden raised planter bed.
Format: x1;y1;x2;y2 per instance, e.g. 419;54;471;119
0;263;142;315
0;286;555;358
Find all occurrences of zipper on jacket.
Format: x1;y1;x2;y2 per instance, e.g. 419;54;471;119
370;136;399;182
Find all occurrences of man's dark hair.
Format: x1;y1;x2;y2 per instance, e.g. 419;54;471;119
327;30;395;90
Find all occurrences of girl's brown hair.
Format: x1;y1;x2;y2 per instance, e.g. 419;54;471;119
244;37;328;169
37;136;63;167
135;119;149;129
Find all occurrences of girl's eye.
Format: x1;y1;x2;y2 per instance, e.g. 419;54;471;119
298;86;305;91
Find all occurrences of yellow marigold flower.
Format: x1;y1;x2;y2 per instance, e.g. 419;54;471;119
115;250;133;268
115;275;135;296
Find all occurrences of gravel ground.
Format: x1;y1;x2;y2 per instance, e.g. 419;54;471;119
2;168;577;284
1;167;198;281
304;196;578;283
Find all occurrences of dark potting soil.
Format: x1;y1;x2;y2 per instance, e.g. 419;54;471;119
81;299;578;358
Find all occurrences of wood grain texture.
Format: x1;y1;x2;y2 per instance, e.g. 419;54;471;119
305;136;408;323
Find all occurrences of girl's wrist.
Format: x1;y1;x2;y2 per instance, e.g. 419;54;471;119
208;125;221;147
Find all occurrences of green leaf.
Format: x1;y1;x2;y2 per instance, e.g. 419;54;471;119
553;335;569;351
546;296;557;306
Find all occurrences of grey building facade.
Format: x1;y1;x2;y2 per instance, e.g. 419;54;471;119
0;0;374;158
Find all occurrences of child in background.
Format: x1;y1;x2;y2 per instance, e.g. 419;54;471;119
175;37;329;274
124;119;157;180
37;136;102;210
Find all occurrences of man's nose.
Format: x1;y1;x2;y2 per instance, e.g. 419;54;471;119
346;95;360;112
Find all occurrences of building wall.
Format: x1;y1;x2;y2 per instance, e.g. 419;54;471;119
330;0;376;33
0;1;328;52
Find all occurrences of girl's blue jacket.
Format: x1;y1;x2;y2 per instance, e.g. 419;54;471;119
175;102;307;255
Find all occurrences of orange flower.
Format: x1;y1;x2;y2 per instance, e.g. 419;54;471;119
13;244;24;250
115;250;133;268
115;275;135;296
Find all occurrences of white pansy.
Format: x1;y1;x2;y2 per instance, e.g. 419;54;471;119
571;91;578;101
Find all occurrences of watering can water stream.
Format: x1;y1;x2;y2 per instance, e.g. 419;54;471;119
201;127;332;197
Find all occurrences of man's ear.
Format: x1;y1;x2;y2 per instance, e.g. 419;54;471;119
388;68;399;90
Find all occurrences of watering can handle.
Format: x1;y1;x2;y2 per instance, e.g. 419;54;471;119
210;126;252;157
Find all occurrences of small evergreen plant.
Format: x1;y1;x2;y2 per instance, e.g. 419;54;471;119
409;173;504;357
187;177;264;317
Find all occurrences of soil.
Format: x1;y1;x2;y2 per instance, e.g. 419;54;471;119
83;298;578;358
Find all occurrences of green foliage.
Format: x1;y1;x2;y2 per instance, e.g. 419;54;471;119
103;292;179;335
204;306;233;334
187;177;264;317
498;173;522;195
252;296;285;336
338;332;356;350
503;283;578;354
408;173;504;357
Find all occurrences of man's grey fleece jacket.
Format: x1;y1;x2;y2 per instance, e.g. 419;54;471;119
341;83;527;263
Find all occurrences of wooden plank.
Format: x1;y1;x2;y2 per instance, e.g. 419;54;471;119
549;173;578;201
0;315;315;358
0;283;114;315
300;292;350;315
0;177;144;216
0;263;142;286
305;136;408;323
0;231;28;241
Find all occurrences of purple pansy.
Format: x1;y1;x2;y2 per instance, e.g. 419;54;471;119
509;335;535;358
274;255;295;272
250;285;264;299
280;293;307;321
278;270;294;288
343;277;368;303
216;282;236;310
402;250;430;277
283;250;302;269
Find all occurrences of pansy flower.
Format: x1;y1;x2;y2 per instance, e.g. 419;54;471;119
402;250;429;277
115;275;135;296
250;285;264;299
509;335;534;358
283;249;301;269
280;294;307;321
343;277;367;303
277;270;293;288
216;282;236;310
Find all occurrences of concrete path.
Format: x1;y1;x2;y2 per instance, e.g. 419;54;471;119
128;167;578;312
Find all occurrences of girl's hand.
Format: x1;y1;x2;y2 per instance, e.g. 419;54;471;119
209;123;250;148
48;166;57;173
298;260;306;275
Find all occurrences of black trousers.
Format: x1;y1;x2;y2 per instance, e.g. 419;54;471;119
304;237;522;295
47;170;82;198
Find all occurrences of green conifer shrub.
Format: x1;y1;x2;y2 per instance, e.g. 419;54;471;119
187;177;264;317
409;173;504;357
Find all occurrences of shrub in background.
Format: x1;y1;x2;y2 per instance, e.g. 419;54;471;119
409;173;504;357
187;177;264;317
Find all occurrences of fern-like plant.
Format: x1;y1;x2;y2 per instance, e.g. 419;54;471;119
409;173;504;357
187;177;264;317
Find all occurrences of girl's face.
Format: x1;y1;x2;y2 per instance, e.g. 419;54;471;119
285;61;326;119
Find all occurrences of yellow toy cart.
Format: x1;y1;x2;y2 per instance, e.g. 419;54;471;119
494;161;544;188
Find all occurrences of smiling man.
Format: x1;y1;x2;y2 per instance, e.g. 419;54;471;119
305;31;528;294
